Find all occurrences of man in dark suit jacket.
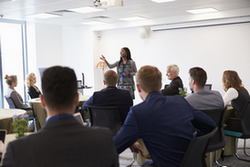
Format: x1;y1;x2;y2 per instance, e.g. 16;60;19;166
82;70;133;122
114;65;216;167
161;64;184;96
2;66;119;167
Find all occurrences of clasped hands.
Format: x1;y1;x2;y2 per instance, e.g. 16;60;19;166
129;142;151;159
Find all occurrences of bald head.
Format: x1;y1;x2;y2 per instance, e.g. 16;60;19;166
104;70;118;86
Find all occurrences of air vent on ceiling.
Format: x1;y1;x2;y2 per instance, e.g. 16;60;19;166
52;10;74;13
88;16;110;19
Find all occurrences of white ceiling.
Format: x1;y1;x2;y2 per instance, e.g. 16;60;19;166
0;0;250;30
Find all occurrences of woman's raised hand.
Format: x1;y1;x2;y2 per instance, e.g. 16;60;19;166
100;55;106;61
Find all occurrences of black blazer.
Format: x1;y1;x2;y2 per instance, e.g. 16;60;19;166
82;86;133;122
2;117;119;167
28;86;41;99
161;76;184;96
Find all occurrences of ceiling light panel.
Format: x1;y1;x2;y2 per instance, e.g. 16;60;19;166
151;0;176;3
81;21;108;25
68;6;104;14
186;8;218;14
119;16;147;21
27;13;61;19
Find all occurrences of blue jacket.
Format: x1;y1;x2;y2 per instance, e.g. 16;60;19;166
82;86;133;122
114;91;216;167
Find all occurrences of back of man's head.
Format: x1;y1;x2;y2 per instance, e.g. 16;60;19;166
189;67;207;88
104;70;118;86
42;66;77;111
168;64;179;76
136;65;162;93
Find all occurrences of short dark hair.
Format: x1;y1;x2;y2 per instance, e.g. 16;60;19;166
42;66;77;110
104;70;118;86
189;67;207;87
136;65;162;93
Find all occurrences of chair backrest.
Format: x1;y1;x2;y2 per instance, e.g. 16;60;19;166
240;101;250;136
180;127;218;167
86;105;122;136
201;107;226;152
4;96;16;109
164;84;169;89
204;84;212;90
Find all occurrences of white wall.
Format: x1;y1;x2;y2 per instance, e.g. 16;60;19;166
62;26;95;95
31;22;250;106
35;23;64;67
98;23;250;105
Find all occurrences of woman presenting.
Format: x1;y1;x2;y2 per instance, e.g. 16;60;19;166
100;47;137;99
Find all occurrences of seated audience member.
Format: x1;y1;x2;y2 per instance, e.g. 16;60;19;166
186;67;224;110
2;66;119;167
82;70;133;122
161;64;183;96
5;75;35;131
26;73;41;98
222;70;250;132
114;65;216;167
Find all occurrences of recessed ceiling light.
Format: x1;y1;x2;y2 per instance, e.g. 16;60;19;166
27;13;61;19
151;0;176;3
186;8;218;14
68;6;104;14
119;16;147;21
81;21;108;25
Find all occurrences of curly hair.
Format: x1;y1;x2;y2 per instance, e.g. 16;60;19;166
26;73;39;92
222;70;244;91
5;75;17;86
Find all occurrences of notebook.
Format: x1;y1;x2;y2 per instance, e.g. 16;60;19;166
0;130;7;165
74;113;86;126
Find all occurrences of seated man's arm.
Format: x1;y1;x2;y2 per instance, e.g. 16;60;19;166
161;79;183;96
114;109;140;154
191;106;217;136
82;95;94;111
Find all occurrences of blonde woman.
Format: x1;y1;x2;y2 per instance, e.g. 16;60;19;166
223;70;250;131
26;73;41;99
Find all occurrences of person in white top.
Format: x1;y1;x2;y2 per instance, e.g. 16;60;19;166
222;70;250;132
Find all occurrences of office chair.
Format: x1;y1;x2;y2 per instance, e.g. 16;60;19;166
201;107;227;167
4;96;37;132
86;105;136;167
224;101;250;162
180;127;218;167
86;105;122;136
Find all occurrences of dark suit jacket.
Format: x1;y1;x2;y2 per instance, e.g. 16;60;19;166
161;76;183;96
114;91;216;167
82;86;133;122
2;117;119;167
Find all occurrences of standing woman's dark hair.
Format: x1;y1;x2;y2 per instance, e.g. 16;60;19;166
119;47;132;65
100;47;137;99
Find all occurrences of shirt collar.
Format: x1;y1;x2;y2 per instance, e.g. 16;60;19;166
46;114;73;123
